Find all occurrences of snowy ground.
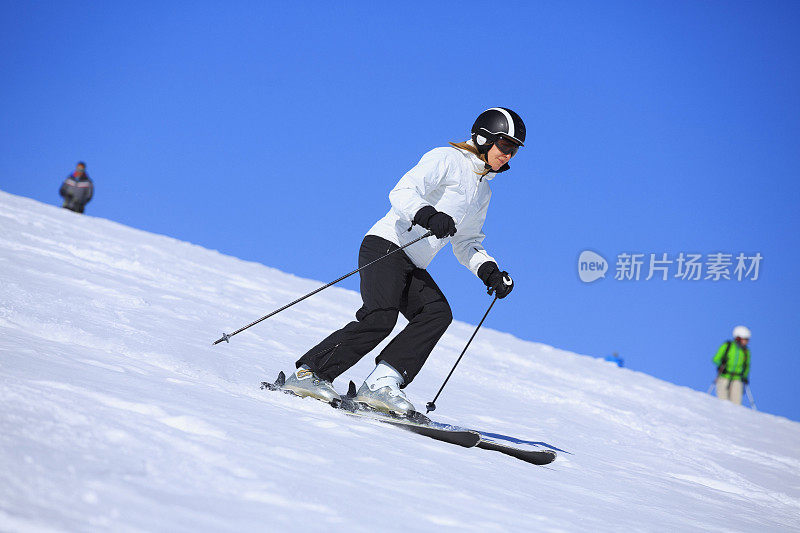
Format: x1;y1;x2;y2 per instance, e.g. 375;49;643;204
1;190;799;532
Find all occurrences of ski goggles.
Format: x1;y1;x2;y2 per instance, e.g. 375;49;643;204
494;137;521;156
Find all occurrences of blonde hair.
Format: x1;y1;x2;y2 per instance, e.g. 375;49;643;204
449;141;492;177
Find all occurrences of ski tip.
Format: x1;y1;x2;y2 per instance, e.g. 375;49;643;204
538;451;558;465
347;381;357;398
276;371;286;387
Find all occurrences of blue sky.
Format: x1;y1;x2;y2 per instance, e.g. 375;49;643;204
2;1;799;421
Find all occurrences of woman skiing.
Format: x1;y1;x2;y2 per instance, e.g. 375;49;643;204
282;107;525;415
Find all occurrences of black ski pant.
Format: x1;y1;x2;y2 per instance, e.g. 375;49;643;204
296;235;452;386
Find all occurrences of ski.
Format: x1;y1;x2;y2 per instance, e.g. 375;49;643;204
260;372;557;465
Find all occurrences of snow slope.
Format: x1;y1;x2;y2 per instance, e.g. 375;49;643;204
1;190;799;532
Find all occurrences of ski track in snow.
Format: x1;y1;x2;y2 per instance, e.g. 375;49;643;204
1;190;800;532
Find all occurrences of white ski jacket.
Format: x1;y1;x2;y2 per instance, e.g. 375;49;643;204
367;141;502;277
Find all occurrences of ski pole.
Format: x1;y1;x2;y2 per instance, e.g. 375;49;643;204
213;231;433;345
426;295;498;414
745;384;757;410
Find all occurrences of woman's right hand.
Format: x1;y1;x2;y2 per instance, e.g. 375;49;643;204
413;206;457;239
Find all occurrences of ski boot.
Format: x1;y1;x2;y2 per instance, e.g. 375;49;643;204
354;361;415;416
281;366;341;406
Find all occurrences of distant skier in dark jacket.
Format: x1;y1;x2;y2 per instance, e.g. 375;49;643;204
59;162;93;214
713;325;751;405
281;108;524;416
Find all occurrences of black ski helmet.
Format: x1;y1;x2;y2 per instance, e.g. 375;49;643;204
471;107;526;155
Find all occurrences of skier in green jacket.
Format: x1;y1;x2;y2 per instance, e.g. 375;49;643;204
713;325;751;405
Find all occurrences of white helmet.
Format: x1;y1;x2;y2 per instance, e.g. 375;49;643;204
732;325;751;339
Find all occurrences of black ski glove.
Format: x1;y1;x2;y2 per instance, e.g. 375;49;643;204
413;205;456;239
478;261;514;299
